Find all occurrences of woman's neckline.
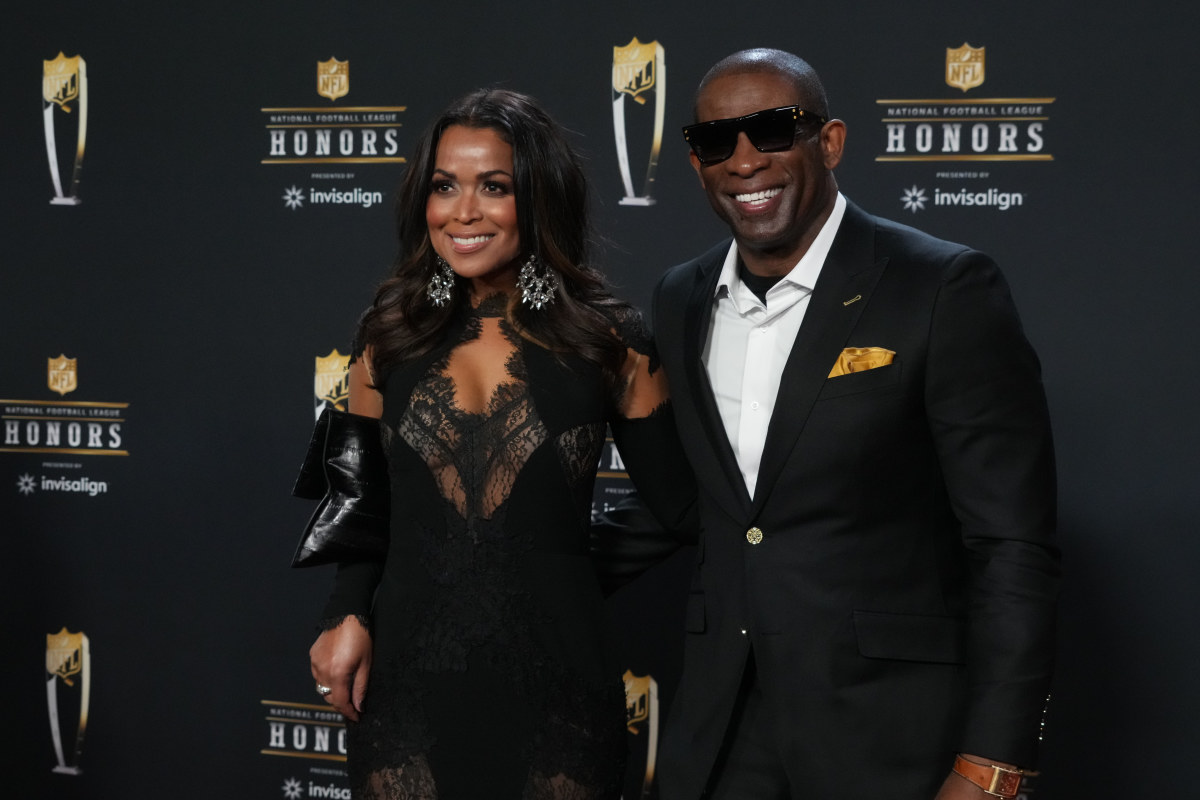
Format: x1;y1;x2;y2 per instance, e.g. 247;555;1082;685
468;292;509;318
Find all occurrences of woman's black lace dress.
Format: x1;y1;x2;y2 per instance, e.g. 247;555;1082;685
322;297;688;799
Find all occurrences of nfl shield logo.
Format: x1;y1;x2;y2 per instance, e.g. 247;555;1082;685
43;53;81;110
613;38;659;103
47;629;86;686
48;354;77;396
314;349;351;412
946;43;985;92
623;669;660;795
317;57;349;101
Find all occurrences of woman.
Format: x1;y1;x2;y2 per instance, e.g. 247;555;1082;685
305;89;692;799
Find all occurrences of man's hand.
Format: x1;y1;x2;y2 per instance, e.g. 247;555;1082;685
309;615;372;722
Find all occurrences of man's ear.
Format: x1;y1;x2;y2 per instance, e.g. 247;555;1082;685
821;119;847;170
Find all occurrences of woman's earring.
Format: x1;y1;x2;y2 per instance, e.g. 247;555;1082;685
427;255;454;307
516;253;558;310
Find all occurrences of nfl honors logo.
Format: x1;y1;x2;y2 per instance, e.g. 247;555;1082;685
877;43;1052;165
946;43;985;92
317;57;349;101
262;59;404;166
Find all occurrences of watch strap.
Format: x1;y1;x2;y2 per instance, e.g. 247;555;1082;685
952;755;1023;798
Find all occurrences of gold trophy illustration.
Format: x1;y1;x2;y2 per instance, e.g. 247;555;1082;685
612;38;665;206
43;53;88;205
46;628;91;774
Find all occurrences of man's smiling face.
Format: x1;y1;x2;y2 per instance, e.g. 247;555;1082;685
690;70;844;275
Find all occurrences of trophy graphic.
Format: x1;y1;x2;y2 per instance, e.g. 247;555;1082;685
46;628;91;774
612;38;666;206
623;670;660;798
43;53;88;205
314;349;351;419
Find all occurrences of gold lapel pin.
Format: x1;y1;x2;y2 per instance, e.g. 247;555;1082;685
843;294;862;306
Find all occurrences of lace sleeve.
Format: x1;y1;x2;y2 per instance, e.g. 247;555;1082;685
604;303;698;554
348;324;380;388
605;305;669;420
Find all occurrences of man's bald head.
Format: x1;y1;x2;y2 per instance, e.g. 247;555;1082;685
694;48;830;121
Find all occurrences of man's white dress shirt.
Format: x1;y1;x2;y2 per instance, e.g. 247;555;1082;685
702;192;847;497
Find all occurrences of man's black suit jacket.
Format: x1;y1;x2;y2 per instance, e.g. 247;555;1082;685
652;200;1059;799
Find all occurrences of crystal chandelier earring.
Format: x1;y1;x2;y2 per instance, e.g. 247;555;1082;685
516;253;558;310
427;255;454;307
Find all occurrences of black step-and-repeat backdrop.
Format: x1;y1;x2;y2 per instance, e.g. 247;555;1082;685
4;1;1197;797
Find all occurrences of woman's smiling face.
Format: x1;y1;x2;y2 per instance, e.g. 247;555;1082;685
426;125;521;295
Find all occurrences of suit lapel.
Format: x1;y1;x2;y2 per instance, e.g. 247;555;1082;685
681;245;755;515
752;202;888;515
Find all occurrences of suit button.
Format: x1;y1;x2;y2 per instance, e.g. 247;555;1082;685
746;527;763;545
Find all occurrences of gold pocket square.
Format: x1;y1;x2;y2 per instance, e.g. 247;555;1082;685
828;347;896;378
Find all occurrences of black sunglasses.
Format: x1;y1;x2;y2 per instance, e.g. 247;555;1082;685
682;105;828;165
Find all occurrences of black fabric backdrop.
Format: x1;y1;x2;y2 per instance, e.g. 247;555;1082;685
4;1;1197;797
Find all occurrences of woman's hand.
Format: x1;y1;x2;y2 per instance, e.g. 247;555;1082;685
310;615;372;722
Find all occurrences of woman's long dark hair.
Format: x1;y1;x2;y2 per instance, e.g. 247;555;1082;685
358;88;631;387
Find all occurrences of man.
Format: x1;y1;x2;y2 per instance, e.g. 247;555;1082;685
651;49;1059;799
